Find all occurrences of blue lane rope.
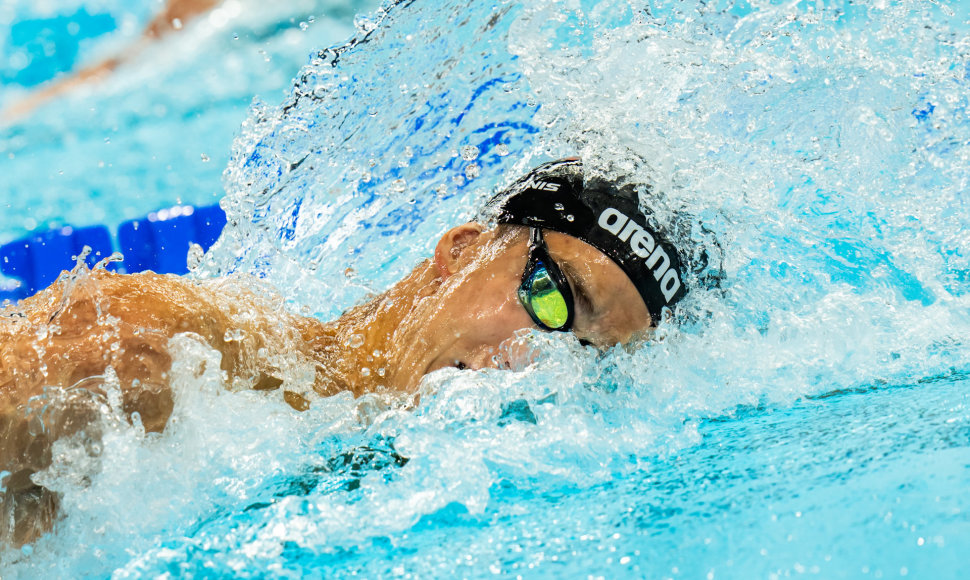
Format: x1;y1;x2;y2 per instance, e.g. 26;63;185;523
0;203;226;303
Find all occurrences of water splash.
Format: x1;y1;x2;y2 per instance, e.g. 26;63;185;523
5;0;970;576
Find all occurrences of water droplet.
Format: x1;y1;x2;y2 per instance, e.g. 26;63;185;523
495;144;510;156
566;214;575;222
361;367;371;377
460;145;480;161
464;163;481;179
346;334;365;348
172;18;183;30
224;328;247;342
354;15;377;33
200;153;210;162
399;146;413;167
299;21;309;31
186;243;205;271
554;203;565;211
377;367;386;377
391;179;407;192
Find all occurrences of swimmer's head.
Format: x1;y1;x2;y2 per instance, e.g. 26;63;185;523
483;158;716;325
387;158;721;385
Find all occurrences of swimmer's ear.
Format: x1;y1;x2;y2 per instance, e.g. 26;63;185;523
434;222;484;278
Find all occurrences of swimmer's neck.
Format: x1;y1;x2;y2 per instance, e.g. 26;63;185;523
299;259;442;395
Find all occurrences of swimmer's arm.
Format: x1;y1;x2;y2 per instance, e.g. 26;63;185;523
0;272;183;545
1;0;220;121
144;0;221;39
0;269;316;545
2;268;319;416
0;270;197;434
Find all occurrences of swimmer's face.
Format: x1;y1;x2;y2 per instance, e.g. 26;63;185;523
399;223;651;382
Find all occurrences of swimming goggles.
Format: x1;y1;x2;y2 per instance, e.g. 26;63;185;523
517;228;575;332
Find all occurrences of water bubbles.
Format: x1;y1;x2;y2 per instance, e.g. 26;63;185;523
464;163;481;179
299;21;309;31
391;179;407;193
554;203;565;211
186;244;206;272
223;328;247;342
345;334;365;348
495;143;510;156
460;145;480;161
400;146;414;167
354;15;378;33
566;214;575;222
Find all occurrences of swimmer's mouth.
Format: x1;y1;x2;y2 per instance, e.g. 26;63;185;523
452;358;512;371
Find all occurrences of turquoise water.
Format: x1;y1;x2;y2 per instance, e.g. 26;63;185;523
4;0;970;577
0;0;376;241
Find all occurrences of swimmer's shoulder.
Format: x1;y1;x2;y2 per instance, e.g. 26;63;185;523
4;269;226;339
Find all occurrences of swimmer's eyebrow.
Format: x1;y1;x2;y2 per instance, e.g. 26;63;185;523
559;261;596;319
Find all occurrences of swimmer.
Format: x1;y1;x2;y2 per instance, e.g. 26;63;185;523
0;158;706;545
2;0;221;120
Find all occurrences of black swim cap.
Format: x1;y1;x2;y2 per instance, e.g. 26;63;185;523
487;158;689;324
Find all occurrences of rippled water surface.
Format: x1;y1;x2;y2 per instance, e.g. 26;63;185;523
3;0;970;577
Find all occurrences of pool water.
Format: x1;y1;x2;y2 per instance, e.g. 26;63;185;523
4;0;970;578
0;0;377;240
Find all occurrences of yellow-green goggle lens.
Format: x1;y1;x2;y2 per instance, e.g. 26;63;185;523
526;266;570;329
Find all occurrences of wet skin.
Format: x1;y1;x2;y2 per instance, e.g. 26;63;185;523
390;224;652;382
